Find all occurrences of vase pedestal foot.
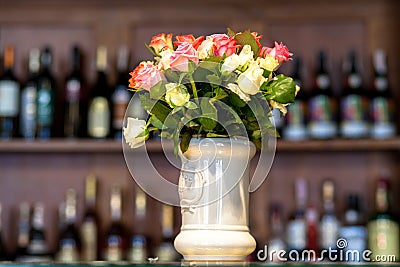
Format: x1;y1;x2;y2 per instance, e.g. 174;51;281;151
174;228;256;262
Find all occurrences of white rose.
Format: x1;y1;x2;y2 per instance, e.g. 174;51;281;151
237;45;254;68
123;117;147;148
226;83;250;102
159;49;173;70
221;54;240;73
197;39;214;60
165;83;190;108
257;54;279;72
237;61;265;95
269;100;289;116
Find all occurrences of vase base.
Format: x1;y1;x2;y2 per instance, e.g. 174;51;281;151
174;229;256;262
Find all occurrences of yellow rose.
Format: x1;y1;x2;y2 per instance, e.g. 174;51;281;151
237;61;264;95
257;54;279;72
226;83;251;102
165;83;190;108
197;39;214;60
237;45;253;69
221;54;240;73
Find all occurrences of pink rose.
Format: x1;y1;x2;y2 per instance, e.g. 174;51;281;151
129;62;165;91
149;33;173;54
260;41;292;64
170;43;199;72
210;34;239;57
174;34;204;50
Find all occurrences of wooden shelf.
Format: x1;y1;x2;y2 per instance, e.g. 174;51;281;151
1;138;400;153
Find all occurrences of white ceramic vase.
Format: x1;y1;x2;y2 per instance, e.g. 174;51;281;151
174;137;256;262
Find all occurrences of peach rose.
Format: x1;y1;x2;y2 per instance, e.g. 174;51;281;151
170;43;199;72
210;34;239;57
149;33;173;54
260;41;292;64
174;34;204;50
129;61;165;91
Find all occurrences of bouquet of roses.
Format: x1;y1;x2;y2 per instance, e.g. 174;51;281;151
124;29;299;155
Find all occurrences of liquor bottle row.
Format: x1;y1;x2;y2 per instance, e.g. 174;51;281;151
0;175;179;263
0;45;146;140
262;174;399;262
276;49;397;140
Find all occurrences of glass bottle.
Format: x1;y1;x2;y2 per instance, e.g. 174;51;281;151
80;174;99;261
286;178;307;255
127;187;149;263
64;45;85;138
307;51;338;139
156;204;179;262
36;47;56;139
339;194;367;262
56;189;81;262
283;57;308;141
25;203;52;262
14;202;31;261
267;203;286;262
20;49;40;139
88;46;111;139
367;173;399;260
102;186;125;262
339;50;369;138
370;49;396;139
0;45;20;139
112;46;132;139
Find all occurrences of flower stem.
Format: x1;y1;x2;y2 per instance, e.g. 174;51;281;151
189;75;199;102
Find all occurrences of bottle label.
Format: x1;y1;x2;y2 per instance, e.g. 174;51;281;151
104;235;123;261
368;219;400;259
308;95;337;138
128;235;146;262
81;221;97;261
37;87;54;126
286;218;306;250
316;74;330;90
286;100;306;126
0;80;19;116
88;97;110;138
66;79;81;102
57;239;79;262
20;86;37;138
374;77;388;91
371;97;393;124
112;86;131;129
340;94;369;137
157;242;177;262
319;216;340;249
348;74;362;89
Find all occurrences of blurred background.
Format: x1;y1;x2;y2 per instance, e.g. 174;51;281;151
0;0;399;263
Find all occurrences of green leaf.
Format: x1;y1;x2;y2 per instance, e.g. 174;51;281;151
227;28;236;37
228;92;247;108
149;81;166;100
150;116;164;129
145;43;157;56
234;30;260;59
171;106;183;115
198;98;217;130
180;130;192;154
163;69;180;82
264;74;296;104
184;101;198;109
211;87;228;102
206;74;222;85
206;56;224;63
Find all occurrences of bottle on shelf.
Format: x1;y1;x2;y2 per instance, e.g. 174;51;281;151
286;178;307;255
0;203;6;261
64;45;85;138
339;194;367;262
319;179;340;259
20;49;40;139
25;202;52;262
370;49;396;139
305;205;319;261
112;45;132;139
56;189;81;262
283;56;308;140
127;186;148;263
88;46;111;139
14;202;31;261
0;45;20;139
80;174;99;261
102;186;125;262
339;50;370;138
36;47;56;139
266;203;286;263
367;172;399;260
156;204;179;262
307;50;338;139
